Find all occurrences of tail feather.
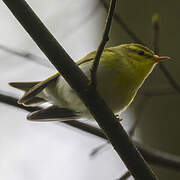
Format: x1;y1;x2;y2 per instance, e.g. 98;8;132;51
9;82;40;91
18;82;47;105
9;73;60;106
27;106;79;121
22;97;47;107
9;81;47;106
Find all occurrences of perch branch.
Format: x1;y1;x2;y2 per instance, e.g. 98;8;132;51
90;0;116;87
2;0;157;179
117;171;131;180
1;91;180;170
101;1;180;94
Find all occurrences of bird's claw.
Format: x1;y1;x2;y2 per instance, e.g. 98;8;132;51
115;114;123;122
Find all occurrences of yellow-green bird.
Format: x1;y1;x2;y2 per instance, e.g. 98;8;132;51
9;44;169;121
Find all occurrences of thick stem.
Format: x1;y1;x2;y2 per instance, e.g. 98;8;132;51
2;0;157;179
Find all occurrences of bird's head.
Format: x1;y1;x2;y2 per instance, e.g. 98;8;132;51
112;43;170;86
119;43;169;65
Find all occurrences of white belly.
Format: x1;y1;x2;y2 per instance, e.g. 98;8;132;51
42;61;136;118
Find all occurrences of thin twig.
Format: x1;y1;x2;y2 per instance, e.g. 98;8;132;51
91;97;151;154
100;0;145;45
137;142;180;170
0;90;40;112
152;13;180;94
159;63;180;93
128;13;179;143
91;89;174;155
2;0;157;179
102;1;180;95
129;12;160;137
117;171;131;180
90;0;116;87
90;142;109;157
128;14;178;138
1;90;180;171
0;44;50;67
152;14;159;54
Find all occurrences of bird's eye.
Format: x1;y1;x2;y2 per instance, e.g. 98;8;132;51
138;50;145;56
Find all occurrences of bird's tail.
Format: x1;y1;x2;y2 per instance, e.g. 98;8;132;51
9;81;47;106
9;73;79;121
27;105;79;121
9;73;60;107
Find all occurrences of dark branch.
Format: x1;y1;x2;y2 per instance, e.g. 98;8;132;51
0;90;40;112
0;3;100;68
117;171;131;180
101;1;180;95
0;44;50;67
1;91;180;171
100;0;145;45
90;0;116;87
137;142;180;170
2;0;157;179
90;142;109;157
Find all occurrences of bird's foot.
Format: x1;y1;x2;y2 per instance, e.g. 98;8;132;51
115;114;123;122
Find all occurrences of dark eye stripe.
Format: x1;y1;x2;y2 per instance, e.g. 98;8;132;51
138;51;153;58
128;48;153;59
140;52;153;58
138;50;145;56
144;54;153;58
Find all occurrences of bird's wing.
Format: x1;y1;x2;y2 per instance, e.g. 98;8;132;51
9;53;95;106
27;105;79;121
9;81;41;91
9;73;60;106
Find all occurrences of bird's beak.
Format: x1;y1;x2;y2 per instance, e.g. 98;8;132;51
154;55;170;62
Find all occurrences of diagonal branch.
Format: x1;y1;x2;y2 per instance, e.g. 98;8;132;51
101;1;180;95
137;142;180;170
100;0;145;45
90;0;116;87
90;142;109;157
1;91;180;171
0;90;40;112
158;64;180;93
0;44;51;67
117;171;131;180
2;0;157;179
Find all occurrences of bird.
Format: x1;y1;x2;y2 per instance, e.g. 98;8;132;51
9;43;169;121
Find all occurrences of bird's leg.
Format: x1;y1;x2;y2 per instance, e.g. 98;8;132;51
116;114;123;122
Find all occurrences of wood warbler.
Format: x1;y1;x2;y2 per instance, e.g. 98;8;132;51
9;44;169;121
